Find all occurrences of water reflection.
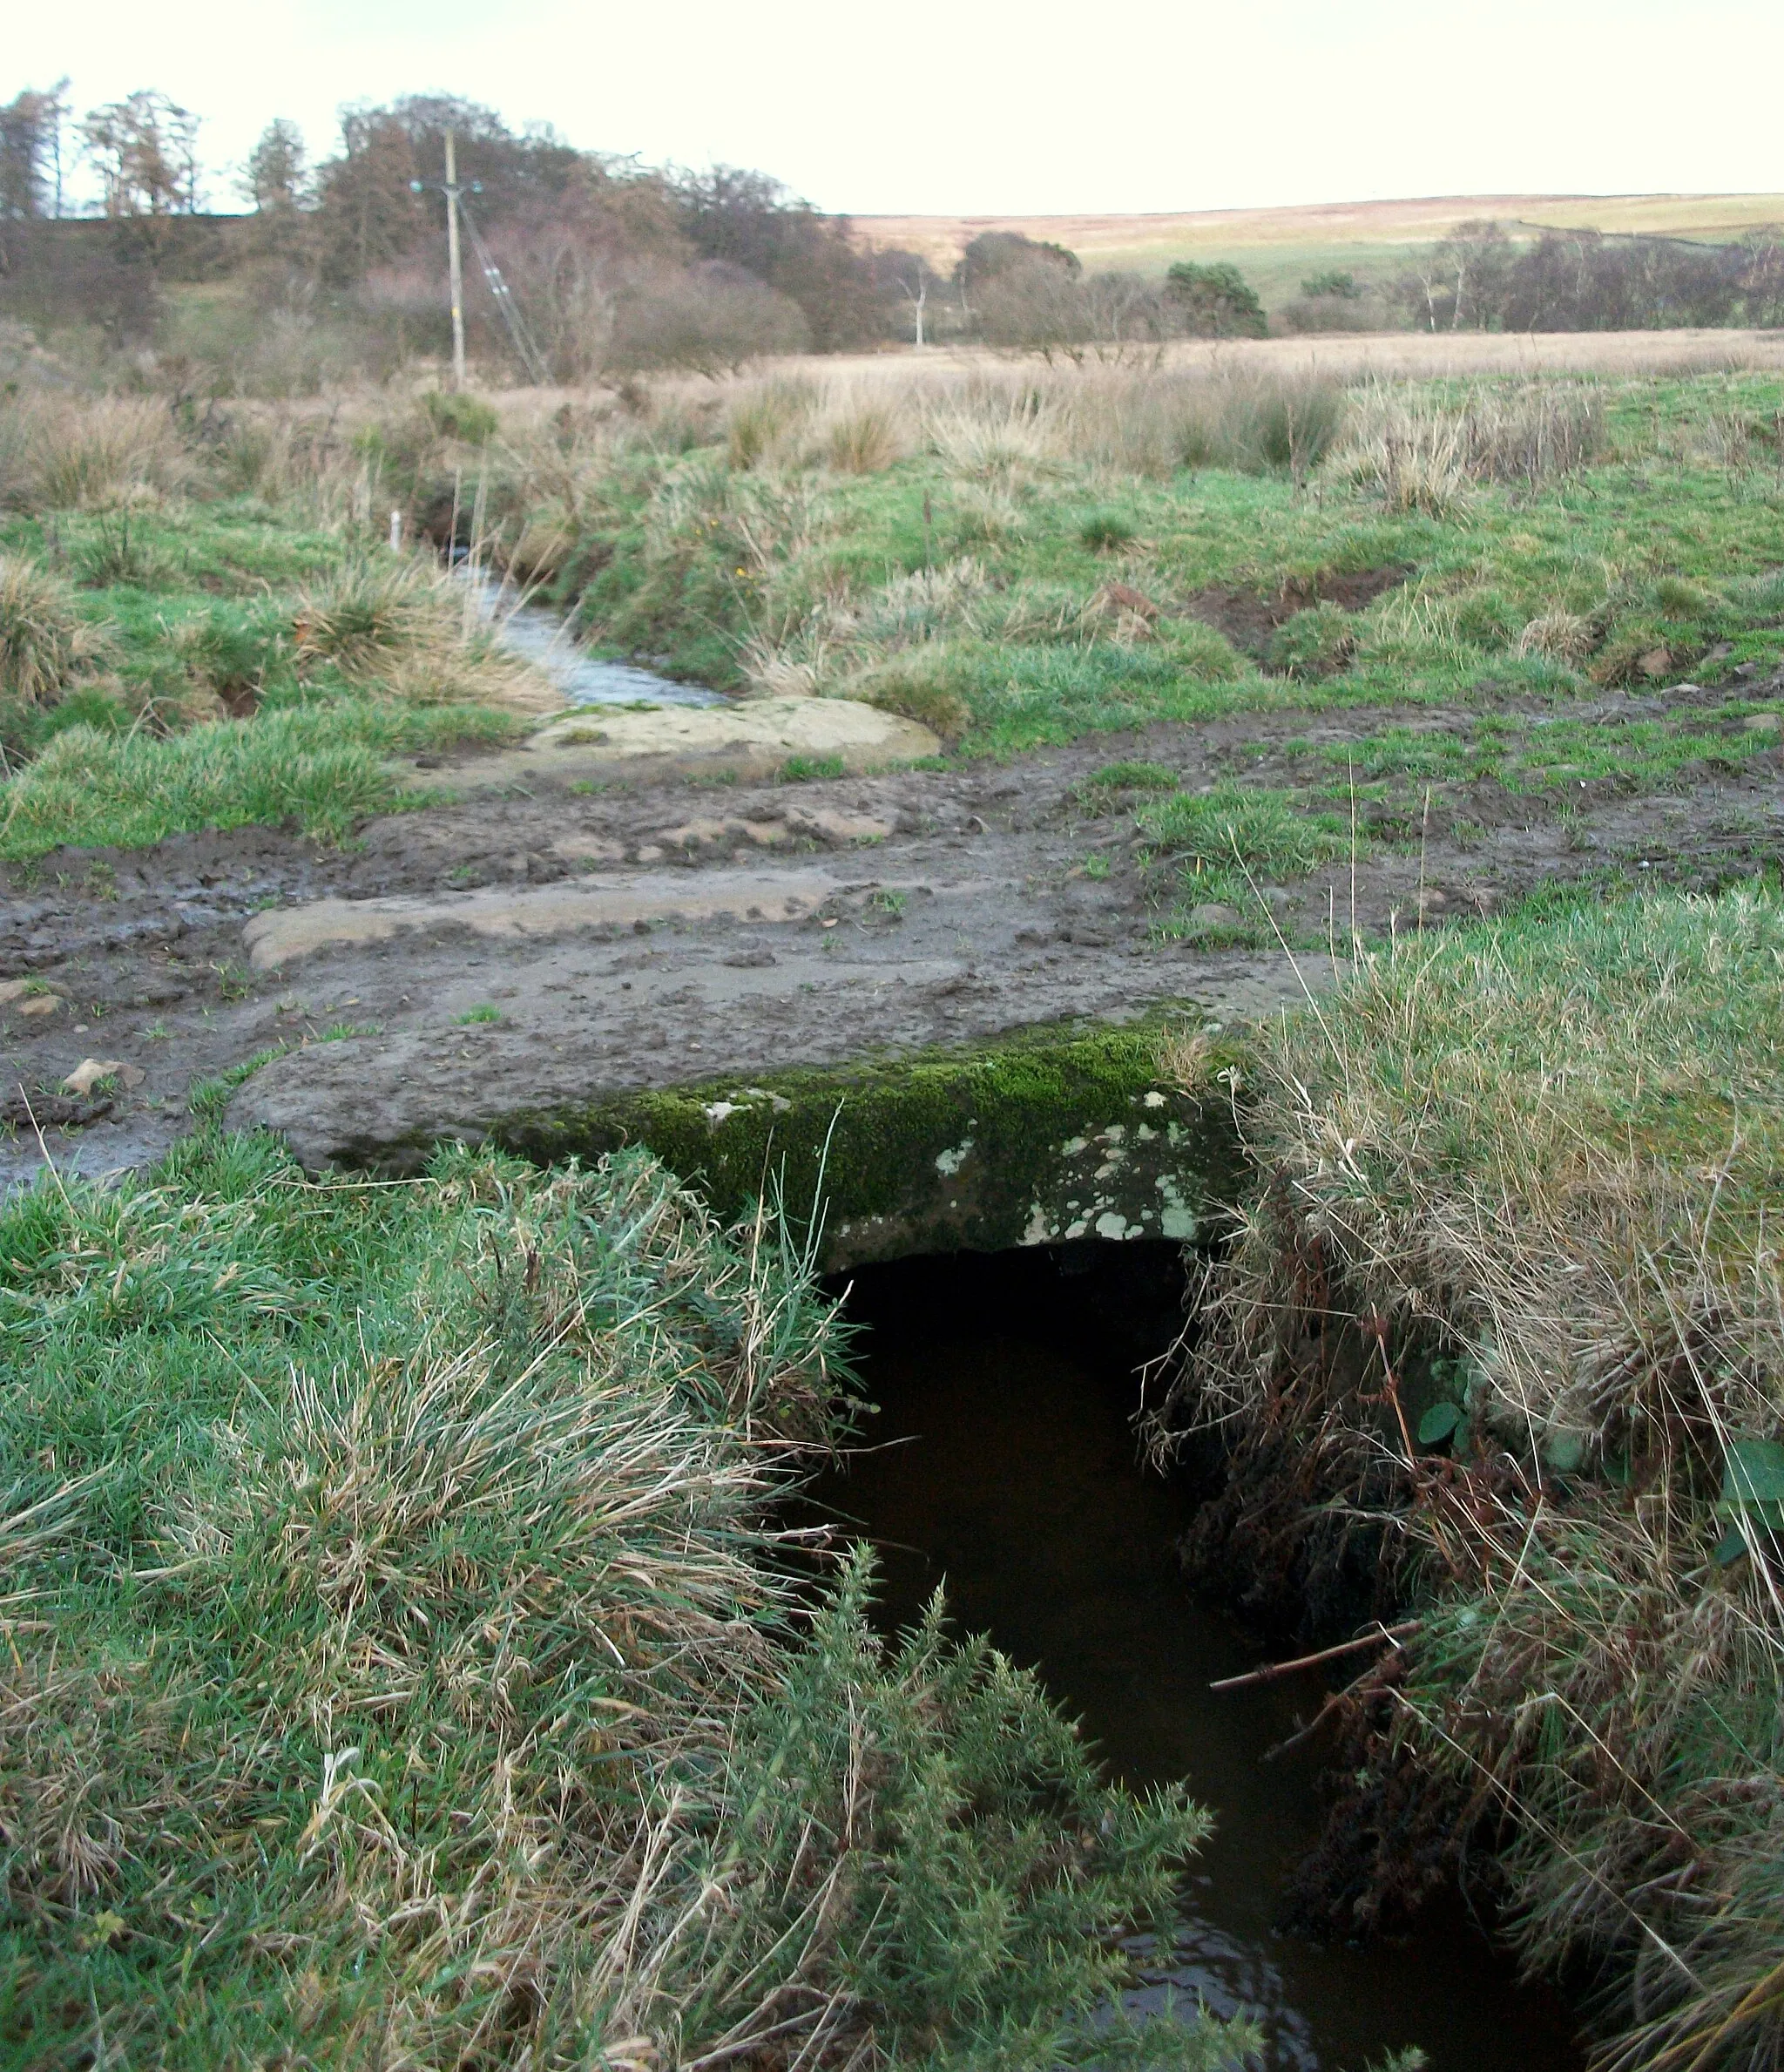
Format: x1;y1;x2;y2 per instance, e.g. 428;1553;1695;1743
810;1246;1582;2072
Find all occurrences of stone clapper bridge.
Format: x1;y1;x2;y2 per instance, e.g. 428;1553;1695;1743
222;695;1303;1269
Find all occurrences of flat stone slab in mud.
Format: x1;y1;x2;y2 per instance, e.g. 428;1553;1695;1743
241;867;990;969
414;696;941;790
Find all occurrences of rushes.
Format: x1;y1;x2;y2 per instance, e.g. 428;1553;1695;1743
1335;379;1606;513
294;556;557;708
0;552;100;703
3;393;192;511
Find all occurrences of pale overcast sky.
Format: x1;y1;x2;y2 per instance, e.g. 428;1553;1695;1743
8;0;1782;217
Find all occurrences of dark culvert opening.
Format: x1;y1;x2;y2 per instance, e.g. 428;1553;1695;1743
811;1243;1584;2072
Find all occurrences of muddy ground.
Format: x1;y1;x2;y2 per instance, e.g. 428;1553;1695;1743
5;678;1783;1188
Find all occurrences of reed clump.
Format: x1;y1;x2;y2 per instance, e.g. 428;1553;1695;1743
0;552;102;703
294;557;558;709
1153;884;1784;2072
1335;380;1606;513
0;1137;1239;2071
0;392;193;511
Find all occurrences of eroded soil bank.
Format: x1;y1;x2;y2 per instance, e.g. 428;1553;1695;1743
6;684;1782;1202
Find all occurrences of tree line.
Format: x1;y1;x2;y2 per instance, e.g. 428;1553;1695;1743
1394;218;1784;333
3;83;1780;384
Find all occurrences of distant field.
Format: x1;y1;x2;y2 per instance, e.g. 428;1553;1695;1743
851;193;1784;310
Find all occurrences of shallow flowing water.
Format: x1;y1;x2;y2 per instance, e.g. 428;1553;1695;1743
812;1246;1584;2072
463;570;726;708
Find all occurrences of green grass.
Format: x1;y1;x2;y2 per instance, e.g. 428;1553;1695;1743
1164;882;1784;2072
1139;780;1353;909
9;371;1784;861
453;1003;502;1024
536;366;1784;773
0;1134;1240;2071
1080;759;1181;793
0;699;513;858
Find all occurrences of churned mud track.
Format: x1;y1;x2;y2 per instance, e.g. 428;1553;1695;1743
5;688;1784;1188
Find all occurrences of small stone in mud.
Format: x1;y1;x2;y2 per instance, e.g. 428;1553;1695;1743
723;946;777;968
1186;903;1244;934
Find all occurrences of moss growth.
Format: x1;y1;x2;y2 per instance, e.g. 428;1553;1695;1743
494;1018;1247;1258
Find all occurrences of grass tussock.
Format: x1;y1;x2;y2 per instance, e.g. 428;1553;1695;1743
0;1137;1237;2072
294;559;558;709
1335;380;1606;514
0;393;192;512
1154;885;1784;2072
1139;780;1352;910
0;552;101;704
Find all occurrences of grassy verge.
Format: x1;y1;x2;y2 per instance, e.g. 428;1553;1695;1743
0;697;517;857
0;1134;1241;2072
1156;884;1784;2071
0;485;545;858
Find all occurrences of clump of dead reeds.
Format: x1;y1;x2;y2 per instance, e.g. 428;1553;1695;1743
0;393;193;511
0;552;105;703
1334;380;1605;514
1153;884;1784;2072
293;555;559;710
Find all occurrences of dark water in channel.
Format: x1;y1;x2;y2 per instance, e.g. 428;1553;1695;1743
809;1247;1585;2072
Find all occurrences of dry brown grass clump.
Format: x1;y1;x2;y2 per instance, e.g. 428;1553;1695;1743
294;557;561;712
0;394;193;511
1334;380;1605;514
0;552;105;703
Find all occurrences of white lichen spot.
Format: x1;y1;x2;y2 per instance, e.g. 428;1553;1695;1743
704;1100;742;1125
1095;1211;1130;1240
1064;1219;1089;1240
1023;1202;1055;1245
1059;1136;1088;1157
1156;1173;1198;1241
1134;1123;1157;1142
1144;1091;1167;1109
1100;1124;1126;1145
935;1138;975;1177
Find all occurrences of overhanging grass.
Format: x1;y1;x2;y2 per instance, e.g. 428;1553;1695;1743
1159;884;1784;2072
0;1134;1239;2072
0;699;517;857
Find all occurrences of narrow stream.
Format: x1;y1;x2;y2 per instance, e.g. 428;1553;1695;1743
461;569;726;708
810;1246;1585;2072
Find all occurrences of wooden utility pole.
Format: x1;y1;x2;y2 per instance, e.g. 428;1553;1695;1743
444;132;466;391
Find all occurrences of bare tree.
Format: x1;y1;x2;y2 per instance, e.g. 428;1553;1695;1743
898;265;928;347
80;91;201;219
0;81;70;219
1429;219;1510;329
